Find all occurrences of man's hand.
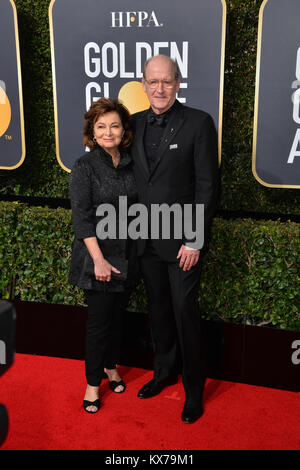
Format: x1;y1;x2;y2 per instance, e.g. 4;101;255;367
176;245;200;271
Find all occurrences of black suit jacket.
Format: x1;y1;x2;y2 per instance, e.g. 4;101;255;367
131;100;219;262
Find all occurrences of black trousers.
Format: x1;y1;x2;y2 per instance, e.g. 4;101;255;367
84;289;130;386
140;242;206;403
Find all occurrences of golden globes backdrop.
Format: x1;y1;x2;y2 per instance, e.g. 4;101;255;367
49;0;226;172
253;0;300;188
0;0;25;170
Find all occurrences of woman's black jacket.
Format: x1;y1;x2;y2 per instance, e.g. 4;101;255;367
68;145;139;292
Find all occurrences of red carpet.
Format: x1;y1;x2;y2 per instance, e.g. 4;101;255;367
0;353;299;450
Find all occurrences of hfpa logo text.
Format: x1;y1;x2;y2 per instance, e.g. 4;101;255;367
111;11;163;28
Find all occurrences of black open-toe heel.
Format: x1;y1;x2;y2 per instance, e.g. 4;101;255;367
83;398;100;414
109;380;126;393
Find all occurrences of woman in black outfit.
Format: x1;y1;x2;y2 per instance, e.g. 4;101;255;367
68;98;139;413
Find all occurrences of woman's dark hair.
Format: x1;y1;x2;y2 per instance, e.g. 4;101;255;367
83;98;133;150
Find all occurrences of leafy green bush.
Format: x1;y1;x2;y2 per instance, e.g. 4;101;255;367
1;202;299;331
199;218;300;330
0;202;22;299
13;204;79;304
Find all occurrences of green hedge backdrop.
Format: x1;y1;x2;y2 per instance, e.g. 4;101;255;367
0;201;299;330
0;0;299;331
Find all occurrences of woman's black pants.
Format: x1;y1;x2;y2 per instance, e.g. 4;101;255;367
84;289;130;386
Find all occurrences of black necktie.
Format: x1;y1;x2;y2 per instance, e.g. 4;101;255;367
147;110;166;126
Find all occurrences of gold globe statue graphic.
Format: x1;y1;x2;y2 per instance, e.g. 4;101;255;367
0;85;11;137
118;81;149;114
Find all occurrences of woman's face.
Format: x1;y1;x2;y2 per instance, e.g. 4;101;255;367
93;111;124;153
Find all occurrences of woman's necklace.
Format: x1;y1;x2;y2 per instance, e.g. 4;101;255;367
112;151;120;168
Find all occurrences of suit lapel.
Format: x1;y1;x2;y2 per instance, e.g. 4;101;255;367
150;102;185;177
133;102;185;180
133;112;149;179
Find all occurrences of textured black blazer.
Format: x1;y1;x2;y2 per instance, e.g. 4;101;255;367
131;100;219;261
68;145;139;291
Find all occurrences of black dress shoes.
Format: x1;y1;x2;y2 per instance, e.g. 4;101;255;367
181;402;203;424
137;376;178;399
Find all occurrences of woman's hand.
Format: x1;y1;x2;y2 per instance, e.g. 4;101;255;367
83;237;120;282
94;258;120;282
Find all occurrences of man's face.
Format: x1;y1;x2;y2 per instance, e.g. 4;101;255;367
142;57;180;114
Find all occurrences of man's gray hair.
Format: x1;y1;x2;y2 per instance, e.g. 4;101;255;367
143;55;180;80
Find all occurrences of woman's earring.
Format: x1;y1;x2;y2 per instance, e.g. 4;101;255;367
93;137;97;144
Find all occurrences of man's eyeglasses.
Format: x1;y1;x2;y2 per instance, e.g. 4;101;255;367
144;79;177;89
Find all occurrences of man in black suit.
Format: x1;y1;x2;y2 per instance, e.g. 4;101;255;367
131;55;218;423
